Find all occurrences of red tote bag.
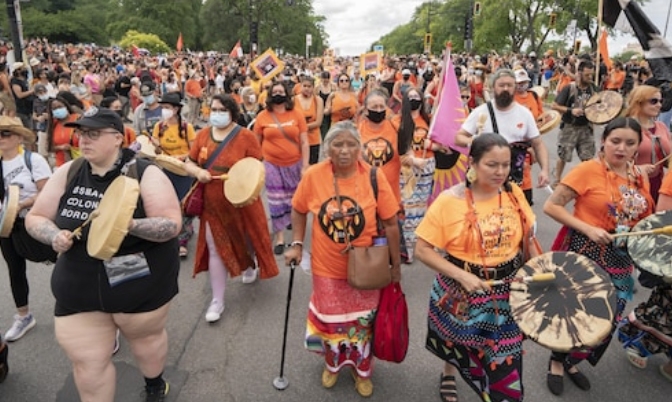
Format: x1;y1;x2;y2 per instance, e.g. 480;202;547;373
373;282;409;363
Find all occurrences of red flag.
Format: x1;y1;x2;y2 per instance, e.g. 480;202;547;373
131;45;140;58
599;28;612;70
176;32;183;52
229;40;243;58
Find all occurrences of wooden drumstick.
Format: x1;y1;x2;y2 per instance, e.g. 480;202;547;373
210;174;229;180
612;225;672;237
653;153;672;167
477;113;487;135
70;210;100;240
486;272;556;286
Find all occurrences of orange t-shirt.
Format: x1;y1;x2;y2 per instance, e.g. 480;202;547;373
514;91;544;120
358;119;402;203
296;95;320;146
330;92;358;124
185;79;202;98
658;169;672;197
416;183;535;266
391;114;434;159
605;70;625;90
292;161;399;279
253;109;307;166
562;159;654;231
123;126;137;147
52;114;80;167
556;74;573;94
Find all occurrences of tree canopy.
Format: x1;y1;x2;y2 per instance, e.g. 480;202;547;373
0;0;328;55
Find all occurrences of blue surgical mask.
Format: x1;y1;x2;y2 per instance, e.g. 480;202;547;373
210;111;231;128
142;95;155;105
53;107;69;120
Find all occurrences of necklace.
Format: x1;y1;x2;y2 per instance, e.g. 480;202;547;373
466;187;505;253
602;157;644;227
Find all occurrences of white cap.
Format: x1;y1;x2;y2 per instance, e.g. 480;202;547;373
515;69;530;83
29;57;40;67
11;62;24;71
401;69;412;75
529;51;537;58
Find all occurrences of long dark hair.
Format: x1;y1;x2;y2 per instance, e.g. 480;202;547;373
264;81;294;111
211;94;241;124
46;96;77;153
397;88;430;155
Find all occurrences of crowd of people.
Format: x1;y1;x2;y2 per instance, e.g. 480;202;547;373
0;36;669;402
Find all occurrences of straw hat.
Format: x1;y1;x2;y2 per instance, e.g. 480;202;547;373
0;116;36;143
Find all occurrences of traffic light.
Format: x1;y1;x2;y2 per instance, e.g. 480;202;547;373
549;13;557;28
464;15;473;40
474;2;482;16
250;21;258;44
424;33;432;52
574;39;581;54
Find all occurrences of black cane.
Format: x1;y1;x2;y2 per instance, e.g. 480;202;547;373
273;260;296;390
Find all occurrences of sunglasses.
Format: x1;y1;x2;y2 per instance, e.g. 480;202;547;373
648;98;663;105
461;95;470;100
0;131;16;138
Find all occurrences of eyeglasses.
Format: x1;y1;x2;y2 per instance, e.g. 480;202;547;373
648;98;663;105
0;131;16;138
76;129;119;140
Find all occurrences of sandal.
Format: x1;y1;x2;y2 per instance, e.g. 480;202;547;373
439;373;458;402
626;347;647;369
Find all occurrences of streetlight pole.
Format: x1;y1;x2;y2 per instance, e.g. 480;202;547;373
5;0;24;62
665;0;672;37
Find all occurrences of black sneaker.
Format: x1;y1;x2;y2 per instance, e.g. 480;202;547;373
0;343;8;383
145;381;169;402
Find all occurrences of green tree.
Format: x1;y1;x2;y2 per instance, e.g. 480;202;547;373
118;30;171;54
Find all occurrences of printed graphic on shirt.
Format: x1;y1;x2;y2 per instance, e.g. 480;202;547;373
60;185;104;221
608;184;649;226
318;195;366;244
411;127;429;152
363;137;394;167
474;206;518;259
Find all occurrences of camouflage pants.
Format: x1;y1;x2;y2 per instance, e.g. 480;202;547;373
557;124;595;162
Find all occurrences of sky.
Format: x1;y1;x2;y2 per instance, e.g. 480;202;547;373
312;0;672;56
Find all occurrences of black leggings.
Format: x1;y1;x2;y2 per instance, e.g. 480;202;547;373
0;237;28;309
309;144;320;165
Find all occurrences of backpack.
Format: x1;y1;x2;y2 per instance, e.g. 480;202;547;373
373;282;409;363
139;70;153;85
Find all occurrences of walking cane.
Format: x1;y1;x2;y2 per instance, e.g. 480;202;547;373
273;260;297;391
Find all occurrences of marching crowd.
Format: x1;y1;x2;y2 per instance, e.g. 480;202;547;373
0;37;669;402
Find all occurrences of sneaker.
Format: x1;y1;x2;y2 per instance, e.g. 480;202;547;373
145;381;169;402
205;300;225;323
112;329;121;355
179;246;188;258
4;314;36;342
0;343;8;383
241;267;258;284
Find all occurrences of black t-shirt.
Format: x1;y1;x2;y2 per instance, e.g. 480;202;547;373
115;76;131;97
11;77;33;115
555;82;598;126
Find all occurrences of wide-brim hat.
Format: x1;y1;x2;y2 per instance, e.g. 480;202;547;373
0;116;36;143
158;92;183;107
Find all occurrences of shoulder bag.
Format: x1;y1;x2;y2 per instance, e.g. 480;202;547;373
373;282;409;363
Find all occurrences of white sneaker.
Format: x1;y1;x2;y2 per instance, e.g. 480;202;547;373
205;300;225;323
4;313;36;342
241;267;259;284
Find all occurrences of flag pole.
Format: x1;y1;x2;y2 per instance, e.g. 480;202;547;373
595;0;604;86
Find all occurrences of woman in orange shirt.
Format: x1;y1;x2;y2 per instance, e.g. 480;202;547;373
253;82;309;254
46;97;80;168
325;73;358;126
544;117;654;396
100;97;136;147
284;121;401;397
296;76;324;164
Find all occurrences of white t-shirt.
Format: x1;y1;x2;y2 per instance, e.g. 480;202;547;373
2;151;52;217
215;74;225;92
462;102;540;143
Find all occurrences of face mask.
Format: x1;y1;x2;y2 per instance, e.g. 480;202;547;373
53;107;69;120
38;95;49;101
248;94;257;104
367;109;386;123
114;110;124;118
210;111;231;128
271;94;287;105
409;99;423;111
143;95;155;105
468;69;475;75
161;108;174;120
475;70;483;76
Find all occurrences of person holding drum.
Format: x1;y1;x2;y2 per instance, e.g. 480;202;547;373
625;85;672;203
617;169;672;382
184;94;279;323
253;81;309;254
544;116;654;395
151;92;196;258
25;108;182;402
0;116;53;342
415;133;535;402
284;121;401;398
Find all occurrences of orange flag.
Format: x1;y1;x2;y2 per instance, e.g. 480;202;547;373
229;40;243;58
599;28;612;70
176;33;183;52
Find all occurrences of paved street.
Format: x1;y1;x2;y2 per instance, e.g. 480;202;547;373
0;126;670;401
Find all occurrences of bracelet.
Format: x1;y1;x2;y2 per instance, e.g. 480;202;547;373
289;241;303;248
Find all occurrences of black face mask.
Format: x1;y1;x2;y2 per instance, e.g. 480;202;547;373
494;91;514;109
114;110;124;118
409;99;423;111
402;75;411;80
367;109;386;123
271;94;287;105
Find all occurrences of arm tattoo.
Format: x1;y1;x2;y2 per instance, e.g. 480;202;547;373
27;221;61;246
128;218;179;242
549;184;577;206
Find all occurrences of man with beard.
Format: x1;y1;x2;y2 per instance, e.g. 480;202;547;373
550;61;599;186
456;68;550;193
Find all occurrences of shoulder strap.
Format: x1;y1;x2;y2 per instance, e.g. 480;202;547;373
66;157;87;187
528;90;539;101
203;125;242;170
370;166;378;200
486;101;499;134
269;112;301;150
23;150;34;183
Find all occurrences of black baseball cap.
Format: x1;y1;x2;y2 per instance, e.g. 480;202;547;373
65;107;124;133
140;81;156;96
